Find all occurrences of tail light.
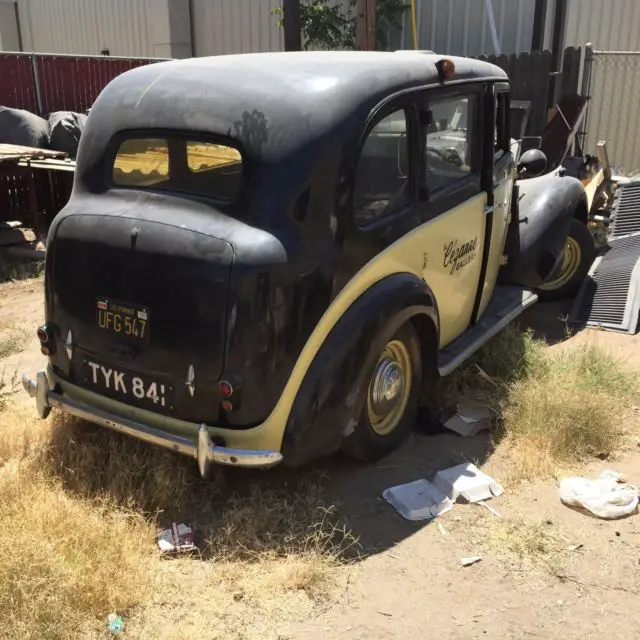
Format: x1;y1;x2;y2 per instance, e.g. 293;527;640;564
37;324;55;355
218;378;241;413
218;380;234;398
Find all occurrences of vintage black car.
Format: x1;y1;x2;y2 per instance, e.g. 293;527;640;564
23;51;594;477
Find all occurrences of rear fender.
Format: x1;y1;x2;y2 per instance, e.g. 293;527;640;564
502;174;588;288
281;273;438;468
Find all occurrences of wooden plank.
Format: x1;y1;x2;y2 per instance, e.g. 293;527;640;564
16;158;76;172
561;46;581;98
0;143;67;159
355;0;376;50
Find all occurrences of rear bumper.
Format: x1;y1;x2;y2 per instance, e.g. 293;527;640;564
22;371;283;477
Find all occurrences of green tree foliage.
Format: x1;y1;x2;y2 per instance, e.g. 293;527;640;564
274;1;409;51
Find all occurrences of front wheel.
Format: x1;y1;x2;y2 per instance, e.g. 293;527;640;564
536;218;597;301
341;323;422;462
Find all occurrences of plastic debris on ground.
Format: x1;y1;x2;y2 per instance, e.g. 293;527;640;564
106;613;125;635
382;478;454;521
433;462;504;503
443;400;495;437
156;522;198;554
460;555;482;567
559;470;639;519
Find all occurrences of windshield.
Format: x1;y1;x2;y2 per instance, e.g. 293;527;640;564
112;136;243;201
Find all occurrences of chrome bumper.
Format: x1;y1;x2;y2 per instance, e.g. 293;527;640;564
22;371;283;477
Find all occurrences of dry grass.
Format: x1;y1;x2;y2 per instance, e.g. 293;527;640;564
0;402;355;639
0;256;44;284
0;463;154;640
0;320;30;358
444;326;639;481
467;509;567;574
500;341;638;480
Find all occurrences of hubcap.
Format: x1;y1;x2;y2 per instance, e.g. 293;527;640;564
539;237;582;290
367;340;412;436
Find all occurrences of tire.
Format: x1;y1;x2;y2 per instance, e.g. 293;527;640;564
536;218;597;301
341;323;422;462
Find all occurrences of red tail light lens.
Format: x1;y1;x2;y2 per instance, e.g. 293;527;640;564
218;380;234;398
37;326;48;343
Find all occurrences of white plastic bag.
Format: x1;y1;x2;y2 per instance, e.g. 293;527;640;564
559;471;639;519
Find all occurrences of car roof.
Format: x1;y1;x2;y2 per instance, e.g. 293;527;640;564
80;51;507;170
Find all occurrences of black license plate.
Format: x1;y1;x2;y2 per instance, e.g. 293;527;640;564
96;298;149;343
80;358;174;412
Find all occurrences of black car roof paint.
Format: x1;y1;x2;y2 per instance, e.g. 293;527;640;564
76;51;507;191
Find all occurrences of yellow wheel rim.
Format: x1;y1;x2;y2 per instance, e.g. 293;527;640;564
367;339;412;436
538;237;582;290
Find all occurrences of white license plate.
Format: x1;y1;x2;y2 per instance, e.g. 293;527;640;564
82;359;173;411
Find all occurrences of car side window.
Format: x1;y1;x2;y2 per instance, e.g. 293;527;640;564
353;109;409;226
424;94;477;194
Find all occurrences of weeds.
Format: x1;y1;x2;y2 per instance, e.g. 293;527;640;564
0;256;44;284
442;326;638;481
467;509;566;574
0;320;30;358
500;342;637;480
0;405;355;639
0;462;153;640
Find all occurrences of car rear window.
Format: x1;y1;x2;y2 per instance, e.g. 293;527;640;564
112;137;243;200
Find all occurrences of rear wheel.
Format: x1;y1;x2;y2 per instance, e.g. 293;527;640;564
342;323;422;462
536;218;597;301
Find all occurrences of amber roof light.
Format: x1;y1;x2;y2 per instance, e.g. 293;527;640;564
436;58;456;82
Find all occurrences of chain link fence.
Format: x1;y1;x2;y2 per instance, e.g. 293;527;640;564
584;50;640;175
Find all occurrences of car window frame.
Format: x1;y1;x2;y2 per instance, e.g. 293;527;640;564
417;83;485;217
351;101;420;231
107;128;247;205
494;82;511;162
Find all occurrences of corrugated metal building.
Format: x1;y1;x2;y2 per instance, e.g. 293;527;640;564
0;0;21;51
556;0;640;173
562;0;640;51
401;0;541;57
191;0;283;57
0;0;556;58
4;0;640;58
14;0;191;57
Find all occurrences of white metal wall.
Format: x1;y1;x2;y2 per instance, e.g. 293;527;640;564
191;0;283;56
584;51;640;174
564;0;640;51
0;0;21;51
15;0;156;56
402;0;536;56
558;0;640;172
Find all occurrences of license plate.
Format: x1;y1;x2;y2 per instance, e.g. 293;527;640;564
96;298;149;343
80;358;174;412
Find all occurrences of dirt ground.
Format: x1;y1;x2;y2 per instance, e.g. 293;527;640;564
2;278;640;639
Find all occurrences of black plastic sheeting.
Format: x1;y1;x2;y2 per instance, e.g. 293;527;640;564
47;111;88;156
0;106;87;156
0;106;49;148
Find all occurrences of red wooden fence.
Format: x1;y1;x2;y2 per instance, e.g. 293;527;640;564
0;52;164;115
1;52;165;231
0;54;38;113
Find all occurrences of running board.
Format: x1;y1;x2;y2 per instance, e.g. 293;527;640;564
438;285;538;376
